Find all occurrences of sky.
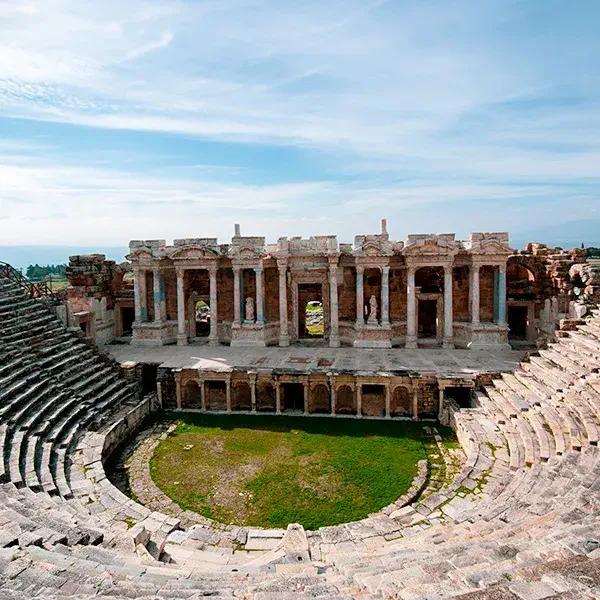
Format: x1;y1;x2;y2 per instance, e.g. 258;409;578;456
0;0;599;258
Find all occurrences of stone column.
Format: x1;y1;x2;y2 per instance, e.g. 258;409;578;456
303;382;309;415
355;265;364;326
412;388;419;420
175;376;182;409
200;379;206;411
438;386;444;421
176;268;187;345
275;381;281;414
233;266;241;325
209;267;218;345
381;266;390;326
406;266;417;348
443;265;454;348
226;379;231;412
139;269;148;322
153;267;163;323
133;268;143;323
330;379;336;415
497;264;507;325
255;265;264;323
278;260;289;346
385;383;391;418
250;376;257;412
356;384;362;417
329;262;340;347
471;264;480;325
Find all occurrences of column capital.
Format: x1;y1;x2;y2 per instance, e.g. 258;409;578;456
254;264;263;274
499;263;507;274
382;265;390;274
356;264;365;274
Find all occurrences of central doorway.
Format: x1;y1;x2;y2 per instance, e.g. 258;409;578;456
282;382;304;412
298;283;324;339
194;299;211;337
418;299;438;339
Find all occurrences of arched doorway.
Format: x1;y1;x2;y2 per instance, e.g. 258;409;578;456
309;384;330;413
298;284;324;339
194;299;211;338
182;381;201;409
415;267;444;342
391;386;411;417
256;381;275;412
361;384;385;417
336;385;355;415
232;381;252;411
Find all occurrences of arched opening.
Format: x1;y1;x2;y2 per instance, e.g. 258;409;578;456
120;306;135;336
194;299;211;337
507;263;536;342
444;386;472;409
361;384;385;417
309;384;330;413
182;381;201;409
391;386;411;417
336;385;355;415
282;382;304;412
256;381;275;412
232;381;252;411
206;381;226;411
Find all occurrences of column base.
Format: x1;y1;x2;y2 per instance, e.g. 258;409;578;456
209;337;219;346
177;333;188;346
329;335;340;348
279;335;290;347
405;336;417;349
442;338;454;349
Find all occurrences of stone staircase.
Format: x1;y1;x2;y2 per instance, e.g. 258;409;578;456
0;270;599;598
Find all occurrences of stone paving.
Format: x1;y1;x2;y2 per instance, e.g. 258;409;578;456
107;343;524;377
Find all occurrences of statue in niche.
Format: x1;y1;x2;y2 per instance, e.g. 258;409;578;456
368;294;378;324
245;297;255;323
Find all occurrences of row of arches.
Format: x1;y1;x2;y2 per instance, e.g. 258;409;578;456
180;380;418;418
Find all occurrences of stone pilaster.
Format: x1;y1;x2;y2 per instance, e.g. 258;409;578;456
303;382;309;415
255;265;264;323
152;267;165;323
176;268;187;345
381;266;390;326
385;382;391;418
356;383;362;417
133;268;143;323
329;260;340;347
275;381;281;414
438;386;445;421
355;265;364;326
233;266;241;325
497;264;507;325
443;265;454;348
250;373;257;412
330;378;336;415
471;264;480;325
412;388;419;420
278;260;289;347
406;266;417;348
209;267;218;345
226;379;231;412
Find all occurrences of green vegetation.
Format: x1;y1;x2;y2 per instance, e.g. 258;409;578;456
150;413;457;530
25;263;67;280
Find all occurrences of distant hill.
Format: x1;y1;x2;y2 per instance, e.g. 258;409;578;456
0;246;128;272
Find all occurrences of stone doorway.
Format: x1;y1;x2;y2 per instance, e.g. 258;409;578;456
298;283;324;339
281;382;304;412
508;305;528;340
194;299;211;338
120;306;135;336
444;386;472;409
418;299;438;339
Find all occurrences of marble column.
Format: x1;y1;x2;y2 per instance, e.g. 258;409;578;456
355;265;364;326
250;377;257;412
255;265;264;323
200;379;206;411
381;266;390;326
152;267;164;323
406;266;417;348
330;380;336;415
438;386;445;421
233;266;241;325
385;383;391;418
226;380;231;412
471;264;480;325
356;384;362;417
275;381;281;414
278;261;289;346
139;269;148;322
443;265;454;348
329;262;340;347
133;268;143;323
497;264;507;325
209;267;218;345
303;382;309;415
412;388;419;420
175;377;182;409
176;268;187;345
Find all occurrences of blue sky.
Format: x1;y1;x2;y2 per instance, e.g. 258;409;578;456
0;0;598;251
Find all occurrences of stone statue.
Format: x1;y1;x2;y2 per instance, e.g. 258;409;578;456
367;294;378;324
245;297;255;322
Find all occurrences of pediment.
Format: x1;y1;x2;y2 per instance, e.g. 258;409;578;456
476;240;512;255
403;238;456;257
127;248;154;261
169;245;218;260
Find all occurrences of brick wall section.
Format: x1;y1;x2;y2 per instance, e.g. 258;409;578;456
452;266;470;322
390;268;407;321
339;266;356;321
479;266;495;322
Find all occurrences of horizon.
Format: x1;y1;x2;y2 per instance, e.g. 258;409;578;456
1;2;598;247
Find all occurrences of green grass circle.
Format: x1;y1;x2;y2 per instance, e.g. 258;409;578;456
150;413;435;530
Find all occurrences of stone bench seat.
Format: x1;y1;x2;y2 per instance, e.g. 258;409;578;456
522;358;567;392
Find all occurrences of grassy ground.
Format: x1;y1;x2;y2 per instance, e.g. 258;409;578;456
150;413;457;530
